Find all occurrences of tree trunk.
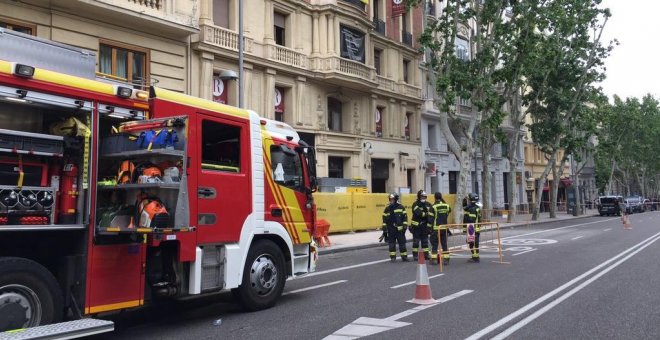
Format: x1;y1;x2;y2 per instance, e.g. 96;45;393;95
480;137;492;220
456;148;472;224
550;164;558;218
606;158;616;195
507;139;520;223
532;152;556;221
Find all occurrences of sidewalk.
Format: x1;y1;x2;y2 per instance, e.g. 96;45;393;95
318;209;600;255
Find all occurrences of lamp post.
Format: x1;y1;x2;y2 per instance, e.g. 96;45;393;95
238;0;244;108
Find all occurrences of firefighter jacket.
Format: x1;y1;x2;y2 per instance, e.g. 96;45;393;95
382;203;408;232
432;201;452;231
411;200;434;229
463;203;481;233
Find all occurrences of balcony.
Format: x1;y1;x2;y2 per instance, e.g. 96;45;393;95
341;0;366;11
402;83;422;98
402;31;413;47
373;18;385;35
311;56;377;88
200;24;254;53
51;0;199;38
267;44;308;69
377;76;395;91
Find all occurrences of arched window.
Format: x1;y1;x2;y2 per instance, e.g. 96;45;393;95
327;97;343;132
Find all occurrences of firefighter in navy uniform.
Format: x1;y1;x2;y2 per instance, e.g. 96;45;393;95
411;190;433;261
431;192;452;265
463;193;482;263
382;193;409;262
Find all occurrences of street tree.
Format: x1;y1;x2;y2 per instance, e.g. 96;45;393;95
524;0;614;220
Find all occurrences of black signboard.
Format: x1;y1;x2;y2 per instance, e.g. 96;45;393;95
340;25;365;63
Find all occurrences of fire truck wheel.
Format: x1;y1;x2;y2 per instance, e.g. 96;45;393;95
235;240;286;311
0;257;63;332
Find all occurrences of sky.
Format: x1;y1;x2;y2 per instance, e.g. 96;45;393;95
599;0;660;100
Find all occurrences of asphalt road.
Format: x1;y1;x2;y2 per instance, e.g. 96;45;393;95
92;211;660;339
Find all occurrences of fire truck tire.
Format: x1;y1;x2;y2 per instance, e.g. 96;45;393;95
234;240;286;311
0;257;63;332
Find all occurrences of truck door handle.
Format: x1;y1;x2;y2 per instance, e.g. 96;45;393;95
271;208;282;217
198;187;216;199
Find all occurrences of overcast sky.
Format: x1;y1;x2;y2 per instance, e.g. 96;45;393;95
599;0;660;100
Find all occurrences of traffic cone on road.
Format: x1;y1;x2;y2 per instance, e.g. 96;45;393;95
407;254;437;305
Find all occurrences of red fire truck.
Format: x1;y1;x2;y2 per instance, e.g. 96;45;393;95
0;30;317;337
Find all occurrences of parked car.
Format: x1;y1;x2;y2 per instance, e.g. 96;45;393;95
598;196;623;216
625;196;644;213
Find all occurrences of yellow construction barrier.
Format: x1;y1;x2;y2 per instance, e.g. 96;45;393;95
314;192;458;233
314;193;353;233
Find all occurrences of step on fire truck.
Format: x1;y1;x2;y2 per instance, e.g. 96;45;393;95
0;29;318;338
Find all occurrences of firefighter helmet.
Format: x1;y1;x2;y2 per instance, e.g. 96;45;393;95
388;192;399;201
434;192;443;201
417;190;427;199
468;193;479;203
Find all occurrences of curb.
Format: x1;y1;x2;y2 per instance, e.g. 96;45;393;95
318;214;599;255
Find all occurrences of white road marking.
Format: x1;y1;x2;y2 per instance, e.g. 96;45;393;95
323;290;473;339
302;259;390;278
511;249;537;256
491;233;660;340
571;236;584;240
465;230;660;340
307;218;617;280
604;228;612;231
390;274;444;289
282;280;347;296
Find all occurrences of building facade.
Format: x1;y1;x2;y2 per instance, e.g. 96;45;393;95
1;0;198;92
192;0;425;193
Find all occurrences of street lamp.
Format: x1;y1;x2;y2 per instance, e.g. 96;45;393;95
238;0;244;108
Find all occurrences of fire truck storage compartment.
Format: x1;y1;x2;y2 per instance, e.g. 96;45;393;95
0;99;88;227
95;116;188;234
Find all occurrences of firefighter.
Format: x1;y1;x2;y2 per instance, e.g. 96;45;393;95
382;192;409;262
431;192;452;265
411;190;433;261
463;193;482;263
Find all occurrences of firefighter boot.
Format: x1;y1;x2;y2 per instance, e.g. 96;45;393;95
390;256;396;263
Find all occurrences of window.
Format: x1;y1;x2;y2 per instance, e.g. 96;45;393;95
427;124;437;150
201;120;241;173
374;49;382;75
340;25;366;63
0;19;35;35
328;157;345;178
274;12;286;46
99;42;148;89
328;97;343;132
376;106;384;137
271;145;304;191
274;87;285;122
213;0;230;28
455;37;469;61
405;112;412;140
403;59;410;83
372;0;380;20
449;171;458;194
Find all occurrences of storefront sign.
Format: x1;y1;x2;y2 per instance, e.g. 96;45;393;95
392;0;406;16
212;75;227;104
340;25;365;63
375;107;383;137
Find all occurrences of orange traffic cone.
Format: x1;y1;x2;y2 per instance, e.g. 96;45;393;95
407;255;437;305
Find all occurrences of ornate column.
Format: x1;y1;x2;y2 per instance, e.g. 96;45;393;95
200;52;214;101
264;68;276;120
295;76;306;126
199;0;213;26
319;13;328;55
328;13;336;55
370;94;378;135
264;0;274;44
388;98;396;138
312;13;320;56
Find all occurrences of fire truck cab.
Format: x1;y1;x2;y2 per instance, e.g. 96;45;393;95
0;29;317;337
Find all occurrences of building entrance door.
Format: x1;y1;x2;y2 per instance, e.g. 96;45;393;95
371;159;390;193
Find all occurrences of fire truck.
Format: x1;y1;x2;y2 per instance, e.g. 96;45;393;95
0;29;318;338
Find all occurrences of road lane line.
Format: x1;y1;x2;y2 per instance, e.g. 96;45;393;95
390;274;444;289
324;290;473;339
604;228;612;231
511;249;537;257
282;280;347;296
301;259;390;278
308;218;617;280
571;236;584;240
491;233;660;340
465;230;660;340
